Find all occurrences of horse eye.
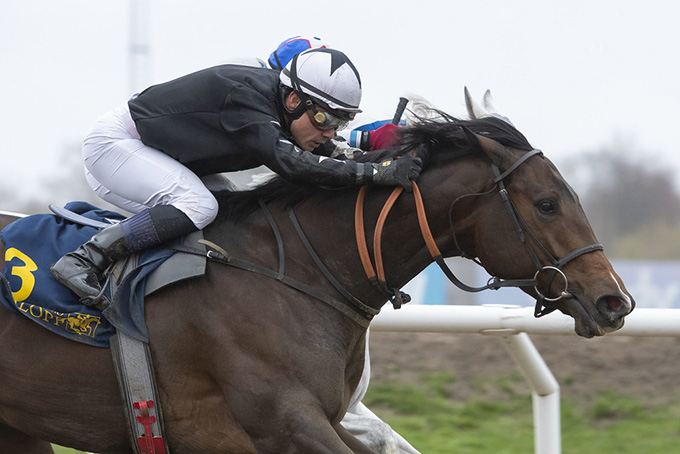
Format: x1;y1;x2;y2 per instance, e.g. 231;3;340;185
536;199;558;215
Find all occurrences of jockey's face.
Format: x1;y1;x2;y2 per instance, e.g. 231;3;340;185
286;92;336;151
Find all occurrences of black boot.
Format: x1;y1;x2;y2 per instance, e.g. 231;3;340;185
51;205;198;307
50;223;129;305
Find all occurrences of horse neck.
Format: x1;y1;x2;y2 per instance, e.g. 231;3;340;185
207;158;492;313
408;154;497;259
207;189;435;312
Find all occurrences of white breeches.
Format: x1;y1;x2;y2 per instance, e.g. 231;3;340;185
82;102;218;229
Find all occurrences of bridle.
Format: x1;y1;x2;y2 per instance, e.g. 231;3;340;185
355;149;604;317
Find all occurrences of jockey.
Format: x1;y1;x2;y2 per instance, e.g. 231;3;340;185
50;47;423;306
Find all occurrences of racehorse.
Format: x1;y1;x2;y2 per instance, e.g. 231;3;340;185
0;112;634;453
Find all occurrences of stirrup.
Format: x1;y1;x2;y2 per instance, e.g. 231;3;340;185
79;275;111;311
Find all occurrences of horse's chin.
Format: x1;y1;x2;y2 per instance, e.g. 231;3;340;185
559;296;625;338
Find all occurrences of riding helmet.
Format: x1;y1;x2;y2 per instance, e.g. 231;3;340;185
279;48;362;119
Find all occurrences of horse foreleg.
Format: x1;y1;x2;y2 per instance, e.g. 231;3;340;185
336;423;383;454
0;423;55;454
255;416;377;454
231;397;376;454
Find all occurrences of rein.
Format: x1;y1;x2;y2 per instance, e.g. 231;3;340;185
354;149;604;318
354;186;411;308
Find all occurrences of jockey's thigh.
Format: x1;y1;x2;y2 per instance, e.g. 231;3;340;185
85;170;148;215
82;103;217;229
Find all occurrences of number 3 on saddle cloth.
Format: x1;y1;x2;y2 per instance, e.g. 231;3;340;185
0;202;177;348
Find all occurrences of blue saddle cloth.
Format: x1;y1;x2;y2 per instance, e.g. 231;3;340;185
0;202;174;347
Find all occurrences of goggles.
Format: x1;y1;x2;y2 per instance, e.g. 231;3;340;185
305;100;353;131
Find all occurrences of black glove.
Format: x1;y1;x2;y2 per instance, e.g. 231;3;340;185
370;155;422;191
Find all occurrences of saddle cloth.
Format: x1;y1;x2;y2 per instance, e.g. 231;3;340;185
0;202;205;347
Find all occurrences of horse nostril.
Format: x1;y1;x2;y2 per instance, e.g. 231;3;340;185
605;296;623;312
596;294;630;318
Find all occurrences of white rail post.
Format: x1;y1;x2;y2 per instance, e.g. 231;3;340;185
489;331;561;454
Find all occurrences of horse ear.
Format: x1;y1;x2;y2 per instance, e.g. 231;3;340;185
461;126;509;167
464;87;515;126
464;86;488;119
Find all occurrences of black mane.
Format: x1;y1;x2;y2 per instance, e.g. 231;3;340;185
215;113;534;222
396;112;534;166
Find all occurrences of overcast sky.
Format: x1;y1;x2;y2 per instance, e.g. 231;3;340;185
2;0;679;206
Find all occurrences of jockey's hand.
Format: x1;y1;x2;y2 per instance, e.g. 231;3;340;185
369;123;401;150
371;155;422;191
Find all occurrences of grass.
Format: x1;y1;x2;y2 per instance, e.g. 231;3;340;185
50;375;680;453
363;373;680;454
52;447;83;454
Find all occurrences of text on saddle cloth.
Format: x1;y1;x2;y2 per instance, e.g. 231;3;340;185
0;201;188;347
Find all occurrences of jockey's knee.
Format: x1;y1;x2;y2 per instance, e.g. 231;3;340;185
174;190;218;230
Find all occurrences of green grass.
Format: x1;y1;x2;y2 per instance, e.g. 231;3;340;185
50;377;680;454
363;375;680;454
52;446;83;454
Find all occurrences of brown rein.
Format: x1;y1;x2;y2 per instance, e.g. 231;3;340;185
354;182;440;287
354;182;436;308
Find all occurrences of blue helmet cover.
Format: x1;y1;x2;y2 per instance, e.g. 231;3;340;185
268;36;325;70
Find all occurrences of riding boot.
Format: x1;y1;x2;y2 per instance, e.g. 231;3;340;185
51;205;198;306
50;223;129;305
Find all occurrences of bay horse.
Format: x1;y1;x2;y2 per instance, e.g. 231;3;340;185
0;113;634;453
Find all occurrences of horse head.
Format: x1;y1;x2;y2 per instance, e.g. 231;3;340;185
401;92;635;338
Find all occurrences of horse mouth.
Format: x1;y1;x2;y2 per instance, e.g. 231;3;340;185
560;292;632;338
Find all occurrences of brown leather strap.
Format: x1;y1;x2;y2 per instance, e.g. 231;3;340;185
353;183;432;308
354;186;376;280
412;182;441;258
373;187;404;282
355;185;409;285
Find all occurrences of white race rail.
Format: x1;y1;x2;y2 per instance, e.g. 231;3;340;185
371;306;680;454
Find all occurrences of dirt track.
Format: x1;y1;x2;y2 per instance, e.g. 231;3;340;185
369;331;680;405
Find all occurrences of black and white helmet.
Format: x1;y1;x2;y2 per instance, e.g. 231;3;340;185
280;48;362;119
